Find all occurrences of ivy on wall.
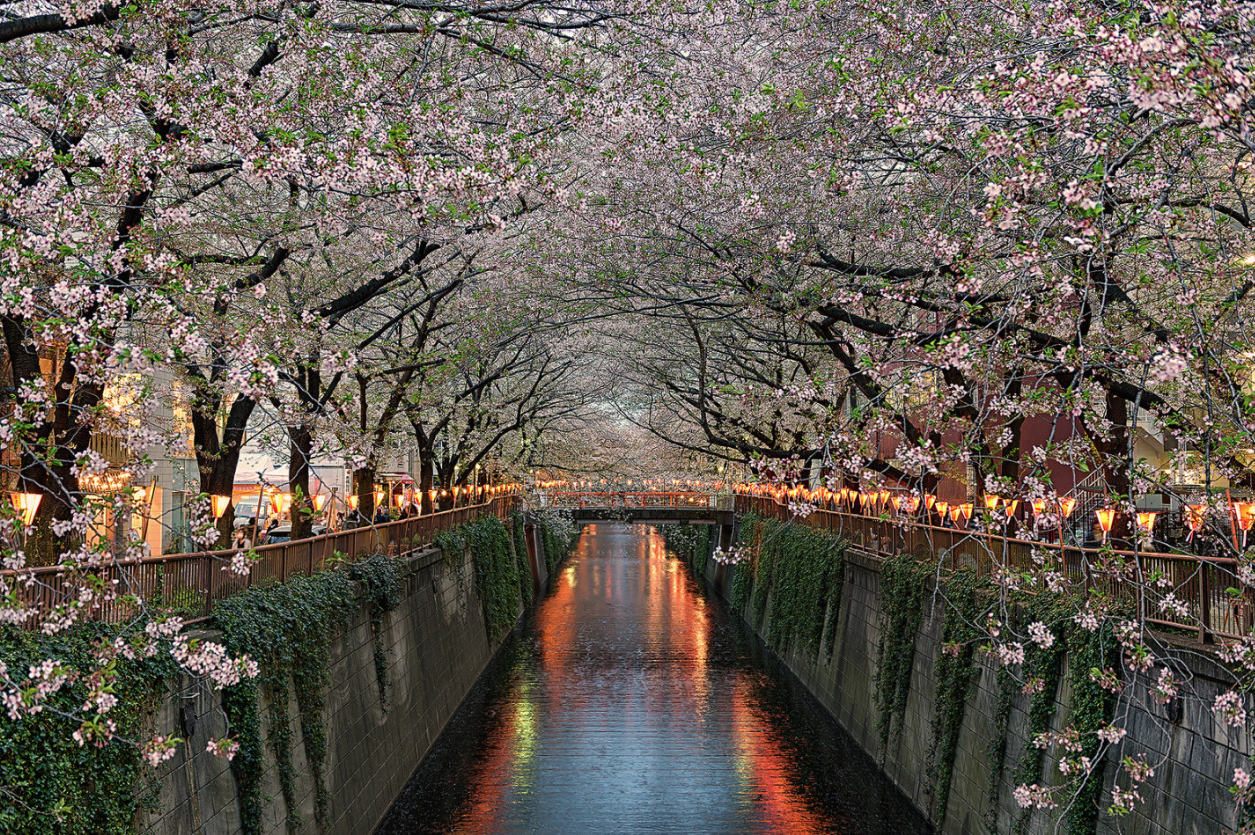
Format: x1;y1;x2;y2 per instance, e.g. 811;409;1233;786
726;517;1124;835
347;554;405;710
662;523;712;578
873;552;929;752
215;570;359;834
924;567;986;827
986;664;1017;830
1008;593;1120;835
731;514;847;660
1062;623;1119;835
0;624;174;835
731;514;760;613
511;512;533;607
437;516;524;644
539;521;576;578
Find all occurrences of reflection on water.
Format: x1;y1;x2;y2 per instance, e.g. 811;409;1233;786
376;523;933;835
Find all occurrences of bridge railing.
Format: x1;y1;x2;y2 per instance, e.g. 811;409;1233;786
737;493;1244;643
4;495;519;628
548;491;717;509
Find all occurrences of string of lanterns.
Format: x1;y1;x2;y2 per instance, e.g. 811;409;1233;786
730;483;1243;549
533;478;726;491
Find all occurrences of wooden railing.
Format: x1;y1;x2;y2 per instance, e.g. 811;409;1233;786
738;494;1247;643
5;495;519;627
547;491;717;509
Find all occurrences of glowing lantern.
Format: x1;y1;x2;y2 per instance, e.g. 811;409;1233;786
1059;497;1077;517
313;494;327;512
1096;508;1116;542
10;492;41;527
924;494;937;513
1031;499;1048;517
209;494;231;520
984;494;1001;513
1004;500;1020;520
1235;501;1255;548
1136;511;1159;537
374;490;386;508
1235;501;1255;532
935;501;950;522
949;504;963;525
1185;503;1206;542
957;502;973;527
348;495;360;511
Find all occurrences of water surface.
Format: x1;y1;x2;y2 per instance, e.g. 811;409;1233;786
376;522;932;835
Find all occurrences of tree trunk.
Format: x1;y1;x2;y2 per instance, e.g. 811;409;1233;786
1100;391;1132;541
353;462;376;521
192;394;255;549
288;424;313;539
419;456;435;514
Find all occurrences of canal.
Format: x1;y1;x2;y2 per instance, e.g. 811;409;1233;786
376;522;932;835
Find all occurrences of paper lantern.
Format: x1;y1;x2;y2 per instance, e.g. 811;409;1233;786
1096;508;1116;542
10;492;41;526
210;494;231;520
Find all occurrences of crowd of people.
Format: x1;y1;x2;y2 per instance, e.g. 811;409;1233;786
231;499;425;550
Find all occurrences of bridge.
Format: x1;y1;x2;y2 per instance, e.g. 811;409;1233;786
544;490;734;526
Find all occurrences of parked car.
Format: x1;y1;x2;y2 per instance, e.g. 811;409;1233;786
261;526;292;544
260;524;327;545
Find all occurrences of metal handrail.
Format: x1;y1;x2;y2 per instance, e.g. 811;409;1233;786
738;494;1245;643
3;495;520;627
547;491;716;509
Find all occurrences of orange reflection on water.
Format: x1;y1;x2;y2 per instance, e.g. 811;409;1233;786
729;677;835;834
441;522;850;834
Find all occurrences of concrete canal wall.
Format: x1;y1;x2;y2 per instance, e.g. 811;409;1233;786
686;523;1248;835
142;533;552;835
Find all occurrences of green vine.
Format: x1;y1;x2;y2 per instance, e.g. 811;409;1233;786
873;551;929;754
821;547;846;661
346;554;405;710
763;523;844;656
1014;595;1064;833
511;512;534;606
215;570;358;834
1008;593;1120;835
730;514;846;658
0;623;173;834
662;523;712;578
539;520;576;578
731;514;760;614
924;568;987;827
986;664;1017;829
468;516;524;642
1063;622;1118;835
750;528;775;627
